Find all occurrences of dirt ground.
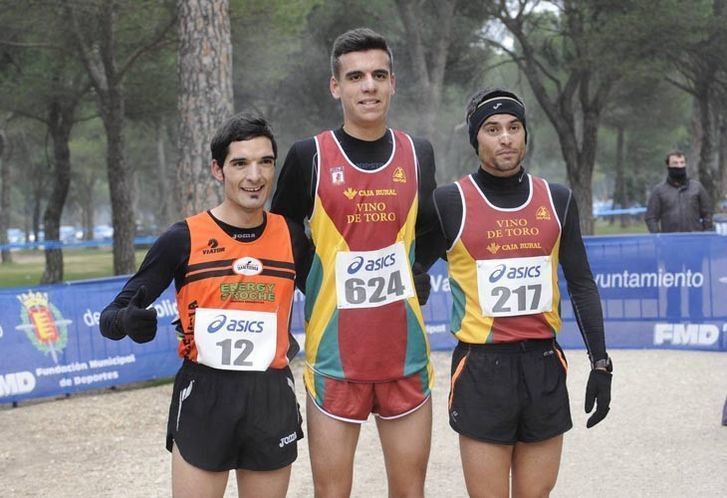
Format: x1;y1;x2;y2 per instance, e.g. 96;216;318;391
1;349;726;497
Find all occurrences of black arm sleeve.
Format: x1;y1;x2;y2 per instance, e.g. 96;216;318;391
432;183;463;250
284;216;313;293
270;139;317;225
99;222;190;340
552;185;607;362
413;137;447;269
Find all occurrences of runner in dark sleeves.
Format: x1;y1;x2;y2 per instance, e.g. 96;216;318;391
271;28;444;498
100;114;311;498
433;88;613;497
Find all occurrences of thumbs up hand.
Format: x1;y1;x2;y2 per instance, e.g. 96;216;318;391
119;286;158;344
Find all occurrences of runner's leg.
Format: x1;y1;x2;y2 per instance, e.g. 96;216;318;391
235;466;291;498
511;435;563;498
171;443;229;498
306;394;362;498
376;396;432;498
459;435;513;498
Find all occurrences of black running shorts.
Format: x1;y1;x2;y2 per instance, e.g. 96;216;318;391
166;359;303;471
448;339;572;444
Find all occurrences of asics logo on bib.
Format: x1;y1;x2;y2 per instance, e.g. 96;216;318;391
489;263;542;283
207;314;264;334
347;253;397;274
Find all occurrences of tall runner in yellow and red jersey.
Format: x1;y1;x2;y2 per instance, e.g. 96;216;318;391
100;114;311;498
271;28;443;498
434;88;613;497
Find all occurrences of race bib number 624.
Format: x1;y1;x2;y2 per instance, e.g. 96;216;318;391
335;242;415;309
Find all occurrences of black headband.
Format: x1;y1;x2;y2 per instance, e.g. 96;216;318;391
467;96;527;149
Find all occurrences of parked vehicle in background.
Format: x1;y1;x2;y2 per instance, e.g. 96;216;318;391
6;228;25;244
93;224;114;240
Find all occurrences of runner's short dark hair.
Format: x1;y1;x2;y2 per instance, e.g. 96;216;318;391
330;28;393;78
210;113;277;166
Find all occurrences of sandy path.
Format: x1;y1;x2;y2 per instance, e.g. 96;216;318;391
1;350;726;497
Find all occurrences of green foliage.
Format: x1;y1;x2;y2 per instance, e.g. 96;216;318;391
0;248;149;287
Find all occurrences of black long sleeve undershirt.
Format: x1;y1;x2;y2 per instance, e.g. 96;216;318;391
99;212;311;340
270;127;445;270
432;167;607;362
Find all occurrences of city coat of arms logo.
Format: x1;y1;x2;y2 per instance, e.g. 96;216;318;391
15;291;72;364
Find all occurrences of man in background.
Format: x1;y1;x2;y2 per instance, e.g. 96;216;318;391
646;150;713;320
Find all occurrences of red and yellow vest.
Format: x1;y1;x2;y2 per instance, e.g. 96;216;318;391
303;129;432;384
447;174;562;343
176;211;295;369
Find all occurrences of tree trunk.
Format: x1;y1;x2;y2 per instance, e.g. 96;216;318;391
177;0;233;217
612;125;627;227
0;128;10;263
719;110;727;204
41;103;74;284
156;121;175;228
395;0;457;138
104;89;137;275
692;85;720;207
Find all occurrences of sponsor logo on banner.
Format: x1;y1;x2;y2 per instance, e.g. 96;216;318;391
0;371;36;398
15;292;72;364
595;270;704;289
653;323;722;346
233;257;263;276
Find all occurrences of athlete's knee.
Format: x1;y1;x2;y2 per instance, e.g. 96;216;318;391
512;476;557;498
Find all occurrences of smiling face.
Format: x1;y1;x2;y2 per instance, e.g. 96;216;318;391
476;114;526;177
211;136;275;225
330;49;395;139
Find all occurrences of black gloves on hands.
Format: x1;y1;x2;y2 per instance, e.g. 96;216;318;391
585;368;612;428
412;262;431;305
118;286;158;343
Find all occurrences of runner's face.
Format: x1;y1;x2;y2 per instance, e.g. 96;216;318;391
476;114;526;177
330;49;395;130
212;137;275;214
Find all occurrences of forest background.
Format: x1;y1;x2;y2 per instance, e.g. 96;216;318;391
0;0;725;284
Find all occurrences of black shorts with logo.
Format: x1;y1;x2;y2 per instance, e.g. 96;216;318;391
166;359;303;471
448;339;572;444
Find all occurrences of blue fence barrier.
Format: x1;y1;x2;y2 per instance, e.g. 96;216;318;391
1;233;726;404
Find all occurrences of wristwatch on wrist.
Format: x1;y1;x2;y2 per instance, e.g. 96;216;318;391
592;357;613;372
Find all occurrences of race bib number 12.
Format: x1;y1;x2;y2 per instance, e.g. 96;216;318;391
335;242;414;309
194;308;277;371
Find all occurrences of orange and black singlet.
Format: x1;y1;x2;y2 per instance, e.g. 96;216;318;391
175;212;296;369
100;211;311;368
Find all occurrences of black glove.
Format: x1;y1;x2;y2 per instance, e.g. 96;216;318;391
412;262;431;305
118;286;158;344
585;369;612;428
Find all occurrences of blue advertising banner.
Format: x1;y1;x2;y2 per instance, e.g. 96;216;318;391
0;278;182;404
2;233;726;404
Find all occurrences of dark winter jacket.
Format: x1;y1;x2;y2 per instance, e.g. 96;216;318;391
645;177;713;233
